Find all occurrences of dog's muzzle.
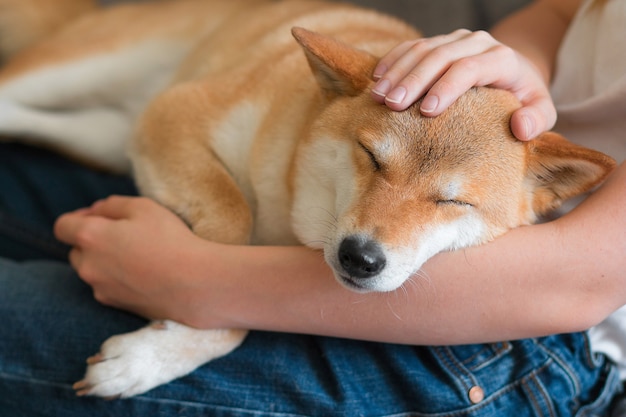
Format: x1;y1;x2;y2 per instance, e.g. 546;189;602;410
337;235;386;288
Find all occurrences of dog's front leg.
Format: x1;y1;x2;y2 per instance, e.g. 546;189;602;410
74;321;247;398
75;81;258;398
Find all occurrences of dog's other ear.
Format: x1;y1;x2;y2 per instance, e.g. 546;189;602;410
291;27;378;97
525;131;616;215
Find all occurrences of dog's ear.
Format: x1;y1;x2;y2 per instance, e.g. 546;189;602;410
291;27;377;97
525;131;616;214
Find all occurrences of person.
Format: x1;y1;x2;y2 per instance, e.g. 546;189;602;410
1;0;625;415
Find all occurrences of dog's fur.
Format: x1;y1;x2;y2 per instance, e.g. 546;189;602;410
0;0;615;398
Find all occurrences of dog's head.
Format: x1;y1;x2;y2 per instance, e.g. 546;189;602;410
290;28;616;293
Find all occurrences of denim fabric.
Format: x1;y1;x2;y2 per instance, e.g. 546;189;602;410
0;143;137;260
0;143;622;416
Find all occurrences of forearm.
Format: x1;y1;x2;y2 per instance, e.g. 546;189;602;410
187;162;626;345
61;165;624;346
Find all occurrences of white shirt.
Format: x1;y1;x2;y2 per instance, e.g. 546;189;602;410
551;0;626;160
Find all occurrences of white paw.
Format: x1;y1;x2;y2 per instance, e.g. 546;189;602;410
74;321;247;398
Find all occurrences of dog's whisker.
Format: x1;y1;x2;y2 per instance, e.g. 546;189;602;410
302;206;338;247
399;281;411;299
303;239;330;247
385;298;403;322
350;296;369;305
409;267;432;287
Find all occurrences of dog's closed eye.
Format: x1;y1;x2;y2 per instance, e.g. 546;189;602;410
436;199;474;207
435;180;474;207
358;142;381;171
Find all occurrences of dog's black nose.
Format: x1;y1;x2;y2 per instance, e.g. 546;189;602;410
338;236;386;279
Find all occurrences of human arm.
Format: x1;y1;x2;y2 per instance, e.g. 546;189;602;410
371;0;582;140
54;161;626;345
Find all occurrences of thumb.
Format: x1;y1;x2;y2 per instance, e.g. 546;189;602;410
510;95;557;141
53;208;95;245
89;195;144;220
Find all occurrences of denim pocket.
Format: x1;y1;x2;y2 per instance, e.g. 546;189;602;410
394;341;555;416
573;363;621;417
445;342;513;372
538;333;623;417
409;335;622;417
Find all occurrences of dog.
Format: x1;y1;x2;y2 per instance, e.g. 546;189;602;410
0;0;616;398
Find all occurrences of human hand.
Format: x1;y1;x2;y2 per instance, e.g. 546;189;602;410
370;29;556;141
54;195;207;321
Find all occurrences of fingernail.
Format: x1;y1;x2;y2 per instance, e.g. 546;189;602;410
420;95;439;114
372;64;387;80
385;86;407;104
371;78;392;97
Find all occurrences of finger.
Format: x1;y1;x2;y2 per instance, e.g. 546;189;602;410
418;49;510;115
381;31;502;110
89;195;146;220
374;29;473;81
510;97;557;141
55;208;118;249
372;40;417;80
371;41;424;104
424;51;554;141
371;30;472;102
68;247;83;270
54;210;92;245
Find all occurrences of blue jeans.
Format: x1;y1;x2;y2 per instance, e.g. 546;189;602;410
0;143;622;416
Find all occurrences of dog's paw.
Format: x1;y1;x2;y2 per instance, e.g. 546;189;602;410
74;321;247;398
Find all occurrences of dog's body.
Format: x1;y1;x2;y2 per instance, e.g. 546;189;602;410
0;0;615;398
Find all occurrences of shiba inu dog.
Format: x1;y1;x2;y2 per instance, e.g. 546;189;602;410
0;0;615;398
